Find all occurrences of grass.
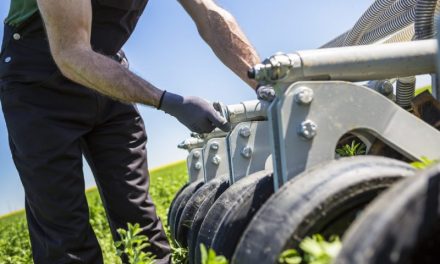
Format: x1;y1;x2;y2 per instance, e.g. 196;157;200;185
0;160;188;263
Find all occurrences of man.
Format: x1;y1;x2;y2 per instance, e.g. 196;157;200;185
0;0;266;263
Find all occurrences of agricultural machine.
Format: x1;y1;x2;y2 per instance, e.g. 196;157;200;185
168;0;440;263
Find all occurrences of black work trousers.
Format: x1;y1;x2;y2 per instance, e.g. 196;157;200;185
0;74;171;263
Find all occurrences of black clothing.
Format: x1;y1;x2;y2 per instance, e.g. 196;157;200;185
0;0;172;263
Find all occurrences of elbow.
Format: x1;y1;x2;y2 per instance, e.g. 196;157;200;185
51;46;90;81
52;51;75;80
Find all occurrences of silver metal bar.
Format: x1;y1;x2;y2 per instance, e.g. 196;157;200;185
225;100;270;124
178;137;205;151
250;39;436;85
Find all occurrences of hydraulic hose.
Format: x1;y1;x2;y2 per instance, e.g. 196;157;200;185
370;0;417;30
414;0;438;39
343;0;398;46
359;7;416;44
321;31;349;48
324;0;416;47
381;24;415;43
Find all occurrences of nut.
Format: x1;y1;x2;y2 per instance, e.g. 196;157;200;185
298;120;318;140
294;87;314;105
212;155;221;165
241;147;253;159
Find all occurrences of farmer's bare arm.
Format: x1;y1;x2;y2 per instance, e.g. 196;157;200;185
36;0;162;107
179;0;260;89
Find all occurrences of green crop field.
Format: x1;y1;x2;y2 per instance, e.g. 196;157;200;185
0;160;188;264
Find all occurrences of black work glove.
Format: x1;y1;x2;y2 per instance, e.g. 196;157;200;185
159;91;230;134
256;85;276;102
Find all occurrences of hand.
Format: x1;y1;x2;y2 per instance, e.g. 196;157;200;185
256;85;276;102
159;91;230;134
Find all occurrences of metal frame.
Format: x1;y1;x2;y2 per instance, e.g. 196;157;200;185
226;121;272;183
202;137;230;182
187;148;204;182
271;81;440;189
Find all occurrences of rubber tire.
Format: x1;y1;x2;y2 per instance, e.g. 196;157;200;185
171;179;204;242
335;163;440;264
176;174;230;259
168;183;189;228
195;170;274;264
232;156;415;264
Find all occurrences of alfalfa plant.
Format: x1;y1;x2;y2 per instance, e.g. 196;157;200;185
115;223;156;264
279;235;342;264
200;244;228;264
336;141;366;157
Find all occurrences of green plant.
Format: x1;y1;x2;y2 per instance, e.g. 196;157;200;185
279;235;342;264
336;141;366;157
0;161;189;263
410;156;439;169
115;223;156;264
300;235;341;264
278;249;302;264
200;244;228;264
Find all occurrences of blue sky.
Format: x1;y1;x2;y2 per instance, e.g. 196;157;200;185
0;1;377;214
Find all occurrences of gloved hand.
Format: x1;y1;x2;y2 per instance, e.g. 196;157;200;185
256;85;276;102
159;91;230;134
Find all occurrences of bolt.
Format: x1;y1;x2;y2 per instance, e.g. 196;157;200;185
379;81;394;96
212;155;221;165
194;162;202;170
13;33;21;41
193;151;201;159
241;146;253;159
298;120;318;140
294;87;314;105
239;127;251;138
210;142;219;151
4;57;11;63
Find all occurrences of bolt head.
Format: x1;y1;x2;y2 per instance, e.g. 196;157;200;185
193;151;201;159
4;57;11;63
298;120;318;140
194;162;202;170
210;143;219;151
241;146;253;159
379;81;394;96
212;155;221;165
239;127;251;138
294;87;314;105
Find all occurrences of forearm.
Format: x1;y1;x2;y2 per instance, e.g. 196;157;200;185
57;47;163;107
198;6;260;89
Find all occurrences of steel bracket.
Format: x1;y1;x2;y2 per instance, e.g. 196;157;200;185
187;148;204;183
271;81;440;189
226;121;272;183
203;137;230;182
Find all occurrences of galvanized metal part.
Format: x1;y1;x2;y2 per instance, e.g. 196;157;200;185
271;81;440;189
187;148;205;183
227;121;272;183
224;100;270;124
250;39;436;85
178;137;205;151
203;138;229;182
297;120;318;140
293;86;314;105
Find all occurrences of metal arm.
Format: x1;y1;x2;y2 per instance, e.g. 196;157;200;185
249;39;436;85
